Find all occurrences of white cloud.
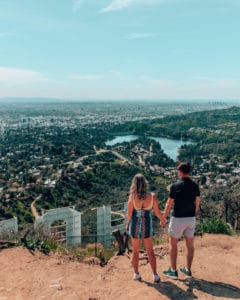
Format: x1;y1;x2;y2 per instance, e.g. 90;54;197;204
125;32;160;39
142;76;176;88
72;0;86;12
193;77;239;89
134;76;240;99
99;0;162;13
100;0;133;13
0;67;47;85
69;74;103;80
108;69;121;76
0;32;12;37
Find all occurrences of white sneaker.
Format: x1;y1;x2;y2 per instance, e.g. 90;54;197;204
153;273;160;283
133;273;142;281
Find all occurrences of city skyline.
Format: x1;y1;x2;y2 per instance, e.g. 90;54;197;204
0;0;240;102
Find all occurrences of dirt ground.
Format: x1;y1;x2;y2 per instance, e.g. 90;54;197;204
0;234;239;300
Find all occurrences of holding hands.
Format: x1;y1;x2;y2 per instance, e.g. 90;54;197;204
160;216;166;227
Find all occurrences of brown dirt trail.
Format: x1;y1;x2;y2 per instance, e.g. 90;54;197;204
0;234;239;300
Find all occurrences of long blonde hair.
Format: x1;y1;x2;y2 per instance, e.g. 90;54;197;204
130;173;148;200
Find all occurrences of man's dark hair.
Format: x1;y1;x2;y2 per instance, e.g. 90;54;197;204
177;162;191;174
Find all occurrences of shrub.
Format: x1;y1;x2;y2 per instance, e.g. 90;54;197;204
195;218;233;235
21;235;57;254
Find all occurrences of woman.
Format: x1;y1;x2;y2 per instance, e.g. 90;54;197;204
126;173;166;282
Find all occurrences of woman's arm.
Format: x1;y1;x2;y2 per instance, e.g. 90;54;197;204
126;196;133;231
152;193;166;226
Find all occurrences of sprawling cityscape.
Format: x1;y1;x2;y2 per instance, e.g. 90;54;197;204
0;100;239;234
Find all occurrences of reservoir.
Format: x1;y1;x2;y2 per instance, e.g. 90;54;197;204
105;135;193;161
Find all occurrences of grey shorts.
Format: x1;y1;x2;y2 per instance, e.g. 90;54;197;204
168;216;196;239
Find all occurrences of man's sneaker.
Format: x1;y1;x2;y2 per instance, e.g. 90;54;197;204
180;267;192;278
133;273;142;281
163;268;178;279
153;273;160;283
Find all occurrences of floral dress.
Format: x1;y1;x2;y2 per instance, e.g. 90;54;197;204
129;193;154;238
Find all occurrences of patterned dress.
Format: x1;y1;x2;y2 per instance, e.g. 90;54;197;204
129;193;154;238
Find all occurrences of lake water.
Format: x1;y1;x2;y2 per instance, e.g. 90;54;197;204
105;135;192;161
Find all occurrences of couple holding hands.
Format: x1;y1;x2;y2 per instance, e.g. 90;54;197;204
126;162;200;283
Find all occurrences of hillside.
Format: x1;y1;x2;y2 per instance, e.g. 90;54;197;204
1;104;240;230
0;234;239;300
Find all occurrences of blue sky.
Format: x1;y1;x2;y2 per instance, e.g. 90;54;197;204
0;0;240;101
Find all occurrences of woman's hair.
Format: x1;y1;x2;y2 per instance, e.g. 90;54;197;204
130;173;148;200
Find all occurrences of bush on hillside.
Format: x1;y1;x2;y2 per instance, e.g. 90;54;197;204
195;218;233;236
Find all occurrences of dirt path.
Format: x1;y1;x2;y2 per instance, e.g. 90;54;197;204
30;194;42;220
95;146;137;167
0;234;239;300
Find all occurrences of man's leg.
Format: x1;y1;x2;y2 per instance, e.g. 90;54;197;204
163;235;179;279
163;217;180;278
170;236;178;270
185;236;194;272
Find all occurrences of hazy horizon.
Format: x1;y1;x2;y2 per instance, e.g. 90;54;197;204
0;97;239;104
0;97;240;105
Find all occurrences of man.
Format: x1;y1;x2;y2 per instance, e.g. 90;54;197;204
163;162;200;279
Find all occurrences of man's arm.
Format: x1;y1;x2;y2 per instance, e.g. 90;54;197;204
195;196;200;215
152;194;166;226
163;197;174;218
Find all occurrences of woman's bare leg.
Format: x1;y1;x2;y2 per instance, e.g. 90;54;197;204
144;237;157;274
131;238;141;273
